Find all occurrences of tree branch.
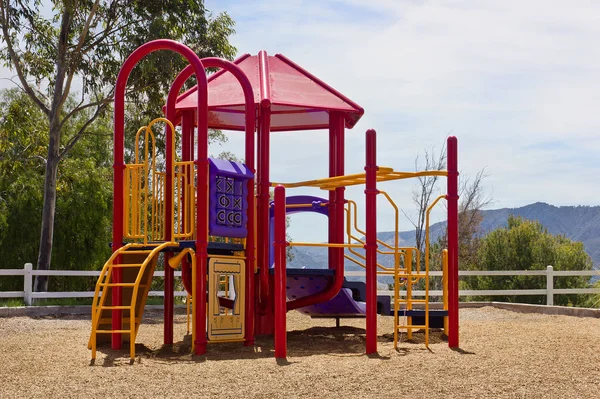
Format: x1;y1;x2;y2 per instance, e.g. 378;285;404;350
0;0;50;115
58;95;113;131
58;102;107;160
59;0;101;110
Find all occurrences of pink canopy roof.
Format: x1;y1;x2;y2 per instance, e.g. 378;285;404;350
173;51;364;132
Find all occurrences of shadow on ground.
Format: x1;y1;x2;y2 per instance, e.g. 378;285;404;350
92;315;449;366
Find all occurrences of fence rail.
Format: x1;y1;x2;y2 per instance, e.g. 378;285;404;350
1;264;599;306
0;263;187;305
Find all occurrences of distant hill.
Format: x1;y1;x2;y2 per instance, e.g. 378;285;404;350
288;202;600;270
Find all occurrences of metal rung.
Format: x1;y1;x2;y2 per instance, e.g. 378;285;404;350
395;299;428;305
97;305;133;310
395;274;428;278
100;283;137;287
95;329;132;334
396;325;427;329
96;318;139;324
110;264;143;268
123;250;153;254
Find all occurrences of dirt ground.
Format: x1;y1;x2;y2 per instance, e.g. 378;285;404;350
1;307;599;398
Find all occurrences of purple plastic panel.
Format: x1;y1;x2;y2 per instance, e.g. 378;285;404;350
208;158;253;238
286;275;366;317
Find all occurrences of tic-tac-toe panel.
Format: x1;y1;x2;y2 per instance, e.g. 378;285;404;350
208;257;245;341
208;158;253;238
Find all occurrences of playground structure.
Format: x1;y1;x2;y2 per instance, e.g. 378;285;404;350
88;39;459;361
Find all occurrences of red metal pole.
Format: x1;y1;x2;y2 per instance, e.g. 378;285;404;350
273;185;287;359
335;114;345;287
111;39;206;350
447;136;459;348
244;110;256;347
166;58;255;351
164;108;174;344
365;128;378;355
257;50;273;323
179;110;193;294
328;119;337;272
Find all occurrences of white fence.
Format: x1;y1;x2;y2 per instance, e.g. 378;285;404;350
1;264;600;306
0;263;187;305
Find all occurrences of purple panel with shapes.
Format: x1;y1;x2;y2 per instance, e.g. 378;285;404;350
209;158;253;238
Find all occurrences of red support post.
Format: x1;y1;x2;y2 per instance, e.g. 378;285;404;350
328;120;337;273
273;185;287;359
179;110;194;294
364;129;378;355
256;50;273;333
166;58;256;351
335;113;345;284
446;136;459;348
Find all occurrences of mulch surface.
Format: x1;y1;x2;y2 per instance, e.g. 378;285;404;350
1;307;599;398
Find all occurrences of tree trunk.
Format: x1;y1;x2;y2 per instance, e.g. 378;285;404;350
34;123;61;292
33;7;72;293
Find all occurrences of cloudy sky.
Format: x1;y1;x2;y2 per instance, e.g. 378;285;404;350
2;1;598;243
202;0;600;242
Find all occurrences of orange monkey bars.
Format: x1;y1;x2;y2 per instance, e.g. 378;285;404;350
271;168;449;190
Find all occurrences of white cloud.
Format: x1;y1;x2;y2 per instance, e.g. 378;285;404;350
203;0;600;240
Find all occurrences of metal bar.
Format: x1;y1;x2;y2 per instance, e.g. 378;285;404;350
447;136;459;348
365;128;378;355
274;185;287;359
288;242;363;248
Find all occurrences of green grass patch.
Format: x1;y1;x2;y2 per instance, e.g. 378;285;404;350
0;298;26;307
33;298;93;306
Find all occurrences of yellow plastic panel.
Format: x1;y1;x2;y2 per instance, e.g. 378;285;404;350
208;257;245;341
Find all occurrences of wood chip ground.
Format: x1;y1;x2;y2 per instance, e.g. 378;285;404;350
1;307;599;398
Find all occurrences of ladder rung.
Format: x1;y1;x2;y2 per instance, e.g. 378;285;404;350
395;299;428;304
395;274;428;278
110;264;143;268
100;283;137;287
123;250;154;254
97;305;133;310
396;325;427;329
95;329;133;334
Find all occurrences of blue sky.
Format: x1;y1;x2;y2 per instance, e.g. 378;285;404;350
202;0;600;242
1;1;598;243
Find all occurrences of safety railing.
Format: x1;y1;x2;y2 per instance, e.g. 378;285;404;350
344;199;418;274
174;161;195;239
123;118;196;243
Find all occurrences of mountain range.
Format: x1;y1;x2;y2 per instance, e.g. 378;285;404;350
288;202;600;270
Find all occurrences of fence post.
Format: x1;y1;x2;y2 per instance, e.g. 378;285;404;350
546;265;554;306
24;263;33;306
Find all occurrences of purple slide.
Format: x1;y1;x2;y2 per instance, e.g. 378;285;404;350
269;195;368;318
286;274;367;317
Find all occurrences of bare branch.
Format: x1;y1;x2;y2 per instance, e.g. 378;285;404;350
0;0;50;115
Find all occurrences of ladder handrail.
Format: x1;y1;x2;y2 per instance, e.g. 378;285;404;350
90;241;178;360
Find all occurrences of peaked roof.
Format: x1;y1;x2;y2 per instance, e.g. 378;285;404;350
173;51;364;132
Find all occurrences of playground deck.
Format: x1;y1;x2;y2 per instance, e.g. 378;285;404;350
1;307;598;398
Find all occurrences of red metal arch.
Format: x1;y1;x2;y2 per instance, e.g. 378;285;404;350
111;39;208;351
164;59;256;352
